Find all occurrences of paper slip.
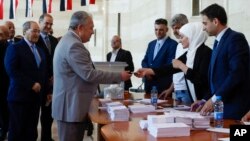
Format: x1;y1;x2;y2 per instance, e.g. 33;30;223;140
148;123;190;137
173;105;191;110
128;104;155;113
139;98;166;104
139;120;148;129
147;115;175;125
243;122;250;125
99;98;112;106
206;128;229;133
218;137;230;141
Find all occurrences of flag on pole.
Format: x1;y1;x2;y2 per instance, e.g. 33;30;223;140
9;0;19;19
0;0;4;19
48;0;52;13
89;0;95;4
60;0;72;11
60;0;65;11
25;0;34;17
42;0;47;13
67;0;72;10
81;0;86;6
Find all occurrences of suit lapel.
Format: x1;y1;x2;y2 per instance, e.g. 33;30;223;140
209;28;231;93
210;28;231;74
149;40;157;63
153;37;169;62
115;49;123;61
22;40;43;69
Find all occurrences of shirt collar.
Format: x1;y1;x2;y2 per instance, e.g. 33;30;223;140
157;35;168;45
40;32;48;39
112;48;120;54
24;38;34;47
216;27;229;42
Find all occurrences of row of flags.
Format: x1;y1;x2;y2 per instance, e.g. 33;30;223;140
0;0;96;20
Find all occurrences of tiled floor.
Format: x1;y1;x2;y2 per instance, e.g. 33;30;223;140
37;121;97;141
3;121;97;141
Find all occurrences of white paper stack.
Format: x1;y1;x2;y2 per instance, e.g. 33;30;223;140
147;115;175;126
139;120;148;129
193;117;210;129
107;105;129;121
128;104;155;113
164;110;210;129
106;101;123;107
138;98;166;104
99;98;112;107
148;123;190;138
175;117;192;126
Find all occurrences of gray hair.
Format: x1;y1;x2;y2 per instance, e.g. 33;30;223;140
170;14;188;27
23;21;35;35
69;11;92;30
39;13;53;23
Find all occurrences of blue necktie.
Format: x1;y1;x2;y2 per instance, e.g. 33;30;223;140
213;40;218;50
210;40;218;94
32;45;41;67
153;43;161;59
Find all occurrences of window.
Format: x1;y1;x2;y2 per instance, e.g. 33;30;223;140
192;0;200;16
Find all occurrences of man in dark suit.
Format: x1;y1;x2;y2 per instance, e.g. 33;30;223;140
142;18;177;94
0;25;10;141
198;3;250;120
107;35;134;90
4;21;21;44
4;21;47;141
36;13;58;141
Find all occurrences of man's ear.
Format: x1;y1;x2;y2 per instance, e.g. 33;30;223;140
213;18;219;26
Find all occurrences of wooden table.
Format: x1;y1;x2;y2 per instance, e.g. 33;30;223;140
101;119;240;141
88;98;170;141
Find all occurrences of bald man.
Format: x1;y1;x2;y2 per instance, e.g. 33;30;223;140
4;21;21;45
0;25;10;141
107;35;134;90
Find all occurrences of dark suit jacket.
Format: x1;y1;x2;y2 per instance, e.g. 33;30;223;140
107;48;134;90
0;41;9;96
36;35;58;103
4;39;47;103
37;34;58;78
209;28;250;120
153;43;212;101
7;37;21;47
142;37;177;93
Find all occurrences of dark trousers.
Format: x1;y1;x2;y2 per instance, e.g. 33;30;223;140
40;103;53;141
57;120;85;141
8;101;40;141
0;93;8;140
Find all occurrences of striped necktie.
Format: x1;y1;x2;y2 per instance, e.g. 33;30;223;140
45;35;51;54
